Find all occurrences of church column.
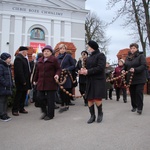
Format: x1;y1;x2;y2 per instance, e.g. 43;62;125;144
1;14;10;53
64;21;71;42
14;16;23;51
0;15;2;53
53;20;61;46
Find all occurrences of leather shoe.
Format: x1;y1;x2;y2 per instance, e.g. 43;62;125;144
131;108;136;112
12;112;19;116
40;114;47;119
44;116;53;120
55;105;59;109
19;109;28;114
137;110;142;115
59;107;68;113
69;102;75;106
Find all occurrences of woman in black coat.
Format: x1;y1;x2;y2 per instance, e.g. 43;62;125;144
76;50;88;106
123;43;147;114
79;40;106;123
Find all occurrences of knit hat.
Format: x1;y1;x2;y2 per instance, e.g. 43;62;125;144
42;45;53;53
87;40;99;50
81;50;88;56
0;53;11;61
19;46;28;51
119;59;125;64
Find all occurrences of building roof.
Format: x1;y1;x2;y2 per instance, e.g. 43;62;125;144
54;42;76;51
117;48;130;59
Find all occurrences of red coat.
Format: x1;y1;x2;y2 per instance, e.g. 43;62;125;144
113;65;126;89
34;55;61;91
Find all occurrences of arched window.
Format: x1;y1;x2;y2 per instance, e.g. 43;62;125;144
30;28;45;40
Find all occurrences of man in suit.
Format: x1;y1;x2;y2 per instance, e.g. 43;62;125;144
12;46;31;116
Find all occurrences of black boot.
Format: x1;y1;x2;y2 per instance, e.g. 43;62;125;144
123;99;127;103
97;104;103;123
87;105;96;124
84;98;88;106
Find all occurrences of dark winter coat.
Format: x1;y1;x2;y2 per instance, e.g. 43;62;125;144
76;59;87;84
14;53;31;91
30;60;35;73
30;60;36;84
105;66;114;89
57;53;75;89
114;65;126;89
0;59;13;96
34;55;61;91
124;51;147;85
85;50;106;100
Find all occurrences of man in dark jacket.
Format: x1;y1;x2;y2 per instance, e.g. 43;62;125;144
0;53;13;121
12;46;31;116
33;45;61;120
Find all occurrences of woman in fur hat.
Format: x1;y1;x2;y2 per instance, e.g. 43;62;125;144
79;40;106;123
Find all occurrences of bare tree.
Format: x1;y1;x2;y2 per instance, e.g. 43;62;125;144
107;0;150;56
85;12;110;54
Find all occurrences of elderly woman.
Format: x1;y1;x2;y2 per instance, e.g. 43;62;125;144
33;45;61;120
79;40;106;123
123;43;147;114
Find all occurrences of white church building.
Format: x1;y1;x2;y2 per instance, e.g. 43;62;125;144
0;0;89;60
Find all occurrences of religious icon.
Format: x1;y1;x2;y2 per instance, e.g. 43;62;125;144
30;28;45;40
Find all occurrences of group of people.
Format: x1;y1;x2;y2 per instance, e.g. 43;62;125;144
0;41;147;123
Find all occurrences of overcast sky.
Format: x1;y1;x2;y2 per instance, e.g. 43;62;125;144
85;0;131;64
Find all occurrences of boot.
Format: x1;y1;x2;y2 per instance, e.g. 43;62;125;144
97;104;103;123
123;99;127;103
84;98;88;106
87;105;96;124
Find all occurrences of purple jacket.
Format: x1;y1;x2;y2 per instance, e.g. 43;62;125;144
34;55;61;91
114;65;125;88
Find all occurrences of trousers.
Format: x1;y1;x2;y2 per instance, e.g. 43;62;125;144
37;90;56;118
12;90;27;112
129;83;145;110
0;95;7;116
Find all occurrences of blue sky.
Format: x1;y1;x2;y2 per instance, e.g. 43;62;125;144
85;0;131;64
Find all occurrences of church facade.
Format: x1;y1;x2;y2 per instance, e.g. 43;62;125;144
0;0;89;60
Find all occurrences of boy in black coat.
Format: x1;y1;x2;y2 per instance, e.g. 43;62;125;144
0;53;13;121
